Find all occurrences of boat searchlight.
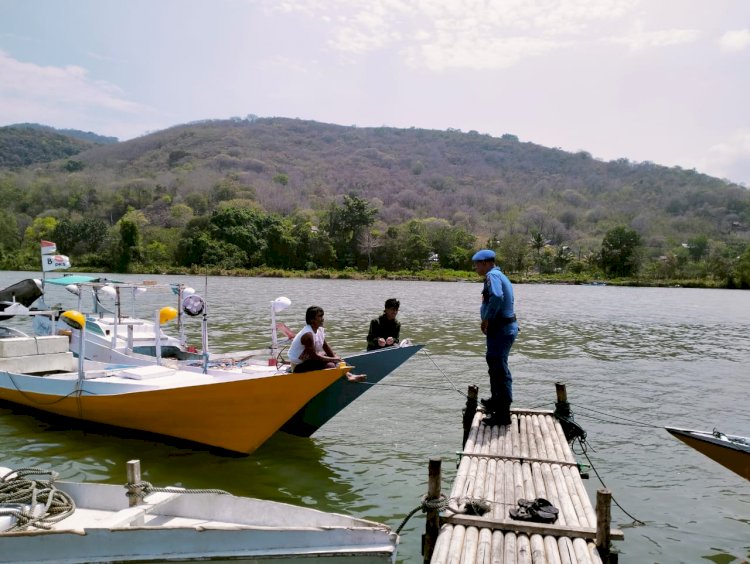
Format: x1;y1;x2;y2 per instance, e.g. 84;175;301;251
65;284;80;296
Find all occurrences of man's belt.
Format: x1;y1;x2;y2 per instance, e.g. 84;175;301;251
489;315;516;326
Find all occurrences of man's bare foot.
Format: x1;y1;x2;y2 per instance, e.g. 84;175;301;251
346;372;366;382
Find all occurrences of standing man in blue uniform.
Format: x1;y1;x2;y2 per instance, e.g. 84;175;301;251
472;249;518;426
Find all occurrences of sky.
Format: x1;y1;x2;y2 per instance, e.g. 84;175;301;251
1;0;749;185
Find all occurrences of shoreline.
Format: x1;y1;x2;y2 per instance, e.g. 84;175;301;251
12;265;738;290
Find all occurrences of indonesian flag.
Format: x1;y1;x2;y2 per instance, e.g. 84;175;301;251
42;254;71;272
40;240;57;255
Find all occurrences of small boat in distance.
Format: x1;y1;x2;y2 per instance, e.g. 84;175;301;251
665;426;750;481
0;461;399;563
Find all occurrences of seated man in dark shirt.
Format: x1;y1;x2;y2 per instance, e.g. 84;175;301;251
366;298;401;351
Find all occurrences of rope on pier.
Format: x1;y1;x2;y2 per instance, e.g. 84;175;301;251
395;493;492;534
0;467;76;531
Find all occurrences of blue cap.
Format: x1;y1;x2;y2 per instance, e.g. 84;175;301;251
472;249;496;261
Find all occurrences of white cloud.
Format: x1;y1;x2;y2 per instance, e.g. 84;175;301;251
607;27;701;52
694;129;750;185
718;29;750;53
265;0;642;69
0;50;145;124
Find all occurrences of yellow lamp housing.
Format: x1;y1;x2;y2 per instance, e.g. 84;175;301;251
159;306;178;325
61;310;85;331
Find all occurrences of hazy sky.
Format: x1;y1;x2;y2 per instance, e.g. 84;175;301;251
1;0;749;185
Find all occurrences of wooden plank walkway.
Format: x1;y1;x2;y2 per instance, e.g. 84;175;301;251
429;400;622;564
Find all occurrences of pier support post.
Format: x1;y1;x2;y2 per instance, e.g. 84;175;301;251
462;385;479;448
422;457;442;563
555;382;570;418
126;459;142;507
596;488;615;562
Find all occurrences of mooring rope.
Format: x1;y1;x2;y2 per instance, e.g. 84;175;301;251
0;467;76;531
124;480;230;502
395;494;492;534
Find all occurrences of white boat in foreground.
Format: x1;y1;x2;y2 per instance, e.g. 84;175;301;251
0;462;398;563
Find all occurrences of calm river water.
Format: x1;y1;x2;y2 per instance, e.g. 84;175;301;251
1;271;748;563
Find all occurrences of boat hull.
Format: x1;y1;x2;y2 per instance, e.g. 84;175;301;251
1;481;398;563
0;366;348;454
281;344;423;437
666;427;750;480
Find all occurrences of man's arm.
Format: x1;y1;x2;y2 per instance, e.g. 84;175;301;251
322;340;340;361
366;319;381;348
302;333;338;362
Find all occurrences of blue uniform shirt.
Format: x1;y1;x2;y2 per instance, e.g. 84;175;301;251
481;266;515;322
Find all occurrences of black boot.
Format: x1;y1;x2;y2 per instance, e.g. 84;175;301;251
480;397;496;411
482;410;511;427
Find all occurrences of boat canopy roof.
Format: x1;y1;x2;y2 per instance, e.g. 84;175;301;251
44;275;101;286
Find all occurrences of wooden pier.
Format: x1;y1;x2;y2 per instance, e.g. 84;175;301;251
425;384;623;563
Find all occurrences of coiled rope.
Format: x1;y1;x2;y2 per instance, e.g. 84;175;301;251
0;467;76;531
0;467;232;533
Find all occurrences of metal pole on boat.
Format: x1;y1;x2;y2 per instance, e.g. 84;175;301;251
177;285;185;349
201;305;209;374
154;309;162;365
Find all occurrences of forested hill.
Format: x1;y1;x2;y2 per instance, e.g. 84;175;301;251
0;126;97;167
1;116;749;280
35;117;749;241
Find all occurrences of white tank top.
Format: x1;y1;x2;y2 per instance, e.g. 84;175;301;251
288;324;326;365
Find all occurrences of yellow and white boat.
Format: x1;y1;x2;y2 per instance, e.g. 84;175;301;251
0;310;350;454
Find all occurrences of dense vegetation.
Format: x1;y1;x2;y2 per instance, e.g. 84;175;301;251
1;116;749;287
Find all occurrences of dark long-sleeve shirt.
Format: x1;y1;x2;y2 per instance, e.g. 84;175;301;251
366;315;401;351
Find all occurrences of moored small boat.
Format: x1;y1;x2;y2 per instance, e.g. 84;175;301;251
665;426;750;481
0;323;351;454
23;266;424;437
0;462;398;563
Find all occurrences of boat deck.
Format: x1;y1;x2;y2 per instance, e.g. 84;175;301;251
430;404;622;563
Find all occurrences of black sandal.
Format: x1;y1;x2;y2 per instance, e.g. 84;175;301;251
509;506;534;521
532;498;559;517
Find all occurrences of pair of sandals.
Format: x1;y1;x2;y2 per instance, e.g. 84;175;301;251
508;497;559;524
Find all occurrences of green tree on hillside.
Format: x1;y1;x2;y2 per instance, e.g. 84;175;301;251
323;195;377;268
600;226;641;277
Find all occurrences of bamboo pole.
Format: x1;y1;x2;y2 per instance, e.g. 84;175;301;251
446;524;466;563
476;528;493;563
462;525;479;562
572;537;593;564
491;530;505;562
517;533;532;564
431;524;452;564
504;530;517;563
530;533;547;562
544;535;563;564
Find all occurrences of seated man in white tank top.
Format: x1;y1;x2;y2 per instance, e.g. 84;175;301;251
287;306;365;382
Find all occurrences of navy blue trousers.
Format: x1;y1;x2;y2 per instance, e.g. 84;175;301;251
486;329;517;408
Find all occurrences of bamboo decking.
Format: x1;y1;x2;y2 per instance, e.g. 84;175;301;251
426;386;622;564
